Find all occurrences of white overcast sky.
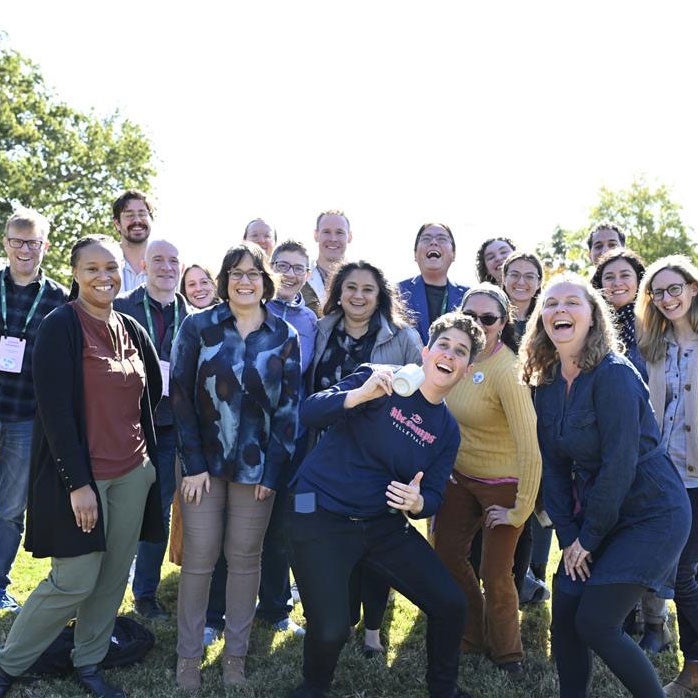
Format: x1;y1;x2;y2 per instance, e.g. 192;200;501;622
3;1;697;283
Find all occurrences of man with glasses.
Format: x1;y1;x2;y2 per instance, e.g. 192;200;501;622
112;190;154;291
258;240;317;634
114;239;190;621
399;223;469;345
0;208;68;612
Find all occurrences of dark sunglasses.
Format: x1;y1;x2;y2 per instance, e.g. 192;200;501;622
463;310;503;327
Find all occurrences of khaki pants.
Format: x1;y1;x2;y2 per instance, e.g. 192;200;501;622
0;460;155;675
176;477;274;659
434;472;524;664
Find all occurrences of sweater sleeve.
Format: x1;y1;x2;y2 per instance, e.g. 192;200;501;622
496;357;542;528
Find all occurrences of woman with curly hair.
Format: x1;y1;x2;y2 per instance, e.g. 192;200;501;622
475;237;516;285
521;273;689;698
636;256;698;695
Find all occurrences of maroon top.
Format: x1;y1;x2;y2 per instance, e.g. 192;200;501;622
73;301;147;480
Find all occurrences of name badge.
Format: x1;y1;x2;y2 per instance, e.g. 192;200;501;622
159;359;170;396
0;336;26;373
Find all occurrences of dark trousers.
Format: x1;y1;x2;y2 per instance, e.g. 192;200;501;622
349;565;391;629
132;425;176;601
256;483;293;624
289;507;467;698
552;573;663;697
676;486;698;660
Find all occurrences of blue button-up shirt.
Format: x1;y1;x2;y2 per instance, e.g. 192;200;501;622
170;302;300;490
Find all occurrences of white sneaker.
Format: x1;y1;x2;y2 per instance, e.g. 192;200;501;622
272;618;306;636
203;625;221;647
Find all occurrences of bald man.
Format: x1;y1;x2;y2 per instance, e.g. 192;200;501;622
114;239;190;620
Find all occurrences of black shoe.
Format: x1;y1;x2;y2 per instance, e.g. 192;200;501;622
638;622;673;653
75;664;127;698
497;661;524;680
134;597;169;621
287;682;327;697
0;667;16;697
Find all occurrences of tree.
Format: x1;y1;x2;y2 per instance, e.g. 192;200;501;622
535;225;589;275
589;175;696;264
0;35;156;284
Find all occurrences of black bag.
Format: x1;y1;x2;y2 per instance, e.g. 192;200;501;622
27;616;155;676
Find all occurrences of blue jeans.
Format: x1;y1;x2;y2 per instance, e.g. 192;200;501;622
0;419;33;590
530;515;553;568
675;486;698;660
132;425;176;600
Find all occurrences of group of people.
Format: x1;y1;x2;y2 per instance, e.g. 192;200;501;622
0;195;696;698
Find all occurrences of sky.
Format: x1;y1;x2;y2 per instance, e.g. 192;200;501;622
3;1;698;284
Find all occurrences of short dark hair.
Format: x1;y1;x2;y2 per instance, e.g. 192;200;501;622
586;222;625;250
315;209;350;232
271;239;310;265
475;237;516;283
427;311;484;364
590;247;646;290
413;223;456;253
322;260;411;329
112;190;154;221
216;242;276;303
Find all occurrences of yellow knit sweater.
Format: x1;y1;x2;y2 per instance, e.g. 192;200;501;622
445;345;541;528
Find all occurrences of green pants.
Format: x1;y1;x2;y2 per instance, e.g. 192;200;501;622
0;459;155;675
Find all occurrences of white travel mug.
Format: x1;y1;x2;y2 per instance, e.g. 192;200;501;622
392;363;425;397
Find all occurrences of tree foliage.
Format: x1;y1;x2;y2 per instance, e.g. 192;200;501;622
589;175;696;264
0;36;156;284
535;225;589;275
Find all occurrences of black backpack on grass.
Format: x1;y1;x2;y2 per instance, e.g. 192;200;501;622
26;616;154;676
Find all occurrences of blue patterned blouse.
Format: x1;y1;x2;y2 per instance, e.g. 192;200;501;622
170;302;301;489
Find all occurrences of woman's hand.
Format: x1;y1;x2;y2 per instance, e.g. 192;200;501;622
344;368;394;409
563;538;592;581
181;472;210;505
255;484;275;502
386;471;424;515
484;505;513;529
70;484;98;533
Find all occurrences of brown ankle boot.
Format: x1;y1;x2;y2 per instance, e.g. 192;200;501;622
664;660;698;696
222;655;246;686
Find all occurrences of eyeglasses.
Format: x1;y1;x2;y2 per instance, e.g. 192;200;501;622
463;310;504;326
5;237;44;250
121;211;150;221
272;261;309;276
228;269;262;282
649;283;687;301
419;234;452;246
505;271;539;284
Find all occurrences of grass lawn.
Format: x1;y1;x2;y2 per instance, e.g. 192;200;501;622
0;526;682;697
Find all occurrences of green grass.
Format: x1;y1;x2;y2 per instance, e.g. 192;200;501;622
0;531;682;697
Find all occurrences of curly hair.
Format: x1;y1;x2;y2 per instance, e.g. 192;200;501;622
322;260;412;329
519;273;620;386
460;283;518;353
475;237;516;284
636;255;698;364
427;312;485;363
590;248;646;293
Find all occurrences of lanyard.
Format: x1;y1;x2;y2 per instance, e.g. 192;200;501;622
440;287;450;316
143;293;180;347
1;270;46;338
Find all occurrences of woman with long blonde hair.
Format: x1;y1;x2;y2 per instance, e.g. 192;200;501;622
636;255;698;695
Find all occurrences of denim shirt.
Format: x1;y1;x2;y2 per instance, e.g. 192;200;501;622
170;302;301;490
535;353;665;553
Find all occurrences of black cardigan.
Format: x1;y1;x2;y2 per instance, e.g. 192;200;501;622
24;304;165;558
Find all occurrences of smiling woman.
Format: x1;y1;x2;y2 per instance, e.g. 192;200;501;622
520;272;691;698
